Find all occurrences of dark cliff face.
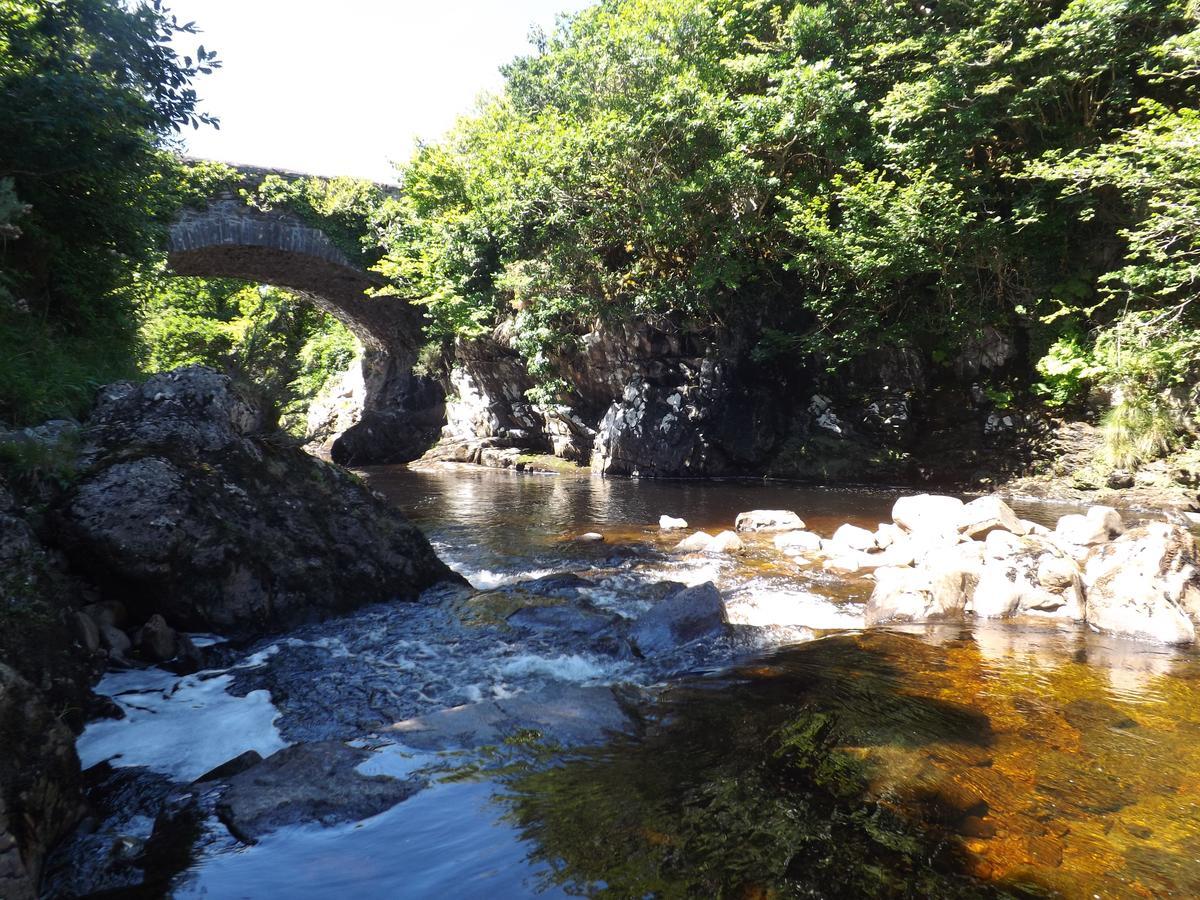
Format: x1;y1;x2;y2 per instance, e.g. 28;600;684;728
53;366;461;634
424;318;1033;485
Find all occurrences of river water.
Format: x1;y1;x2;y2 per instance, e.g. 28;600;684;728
69;465;1200;898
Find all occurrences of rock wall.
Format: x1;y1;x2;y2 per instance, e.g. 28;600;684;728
416;316;1030;485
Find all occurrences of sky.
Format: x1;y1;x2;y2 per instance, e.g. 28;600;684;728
167;1;592;183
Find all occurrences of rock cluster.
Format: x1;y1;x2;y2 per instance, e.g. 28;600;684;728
668;495;1200;645
786;494;1199;645
0;365;462;896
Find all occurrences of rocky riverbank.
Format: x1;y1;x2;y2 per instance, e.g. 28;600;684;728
330;319;1199;518
659;494;1200;646
0;366;459;899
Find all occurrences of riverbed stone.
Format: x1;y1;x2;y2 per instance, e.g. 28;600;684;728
99;625;131;658
134;615;177;662
773;530;823;554
630;582;728;653
830;523;877;552
892;494;964;536
734;509;805;533
706;530;744;554
824;555;863;575
874;523;905;549
659;515;689;530
216;742;422;843
1084;523;1200;645
1055;506;1124;548
865;565;973;626
972;534;1084;620
675;531;715;552
857;545;916;570
957;496;1026;540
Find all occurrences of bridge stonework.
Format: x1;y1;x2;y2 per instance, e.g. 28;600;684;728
165;170;444;465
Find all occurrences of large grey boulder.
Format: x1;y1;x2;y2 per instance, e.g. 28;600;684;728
55;367;461;635
1083;523;1199;645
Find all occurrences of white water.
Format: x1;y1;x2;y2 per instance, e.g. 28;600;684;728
77;654;288;782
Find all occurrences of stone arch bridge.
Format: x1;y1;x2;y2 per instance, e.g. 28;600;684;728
167;163;444;464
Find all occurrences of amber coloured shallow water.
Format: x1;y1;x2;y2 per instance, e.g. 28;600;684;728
360;465;1200;898
176;465;1200;898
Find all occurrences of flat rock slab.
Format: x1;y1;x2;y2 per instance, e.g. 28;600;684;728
217;741;421;843
389;684;638;751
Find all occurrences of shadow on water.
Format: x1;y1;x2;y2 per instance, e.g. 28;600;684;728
497;631;1046;899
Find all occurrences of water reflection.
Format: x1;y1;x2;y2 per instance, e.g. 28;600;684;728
496;629;1200;899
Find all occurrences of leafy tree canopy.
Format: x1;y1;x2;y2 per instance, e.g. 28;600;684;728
378;0;1199;406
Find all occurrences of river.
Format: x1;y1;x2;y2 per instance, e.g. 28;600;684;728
64;465;1200;898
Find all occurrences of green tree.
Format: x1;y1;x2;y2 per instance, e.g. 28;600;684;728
0;0;218;422
378;0;1197;408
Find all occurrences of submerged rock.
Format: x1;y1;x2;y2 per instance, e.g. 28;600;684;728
55;367;460;635
389;683;640;750
630;582;728;653
216;742;421;843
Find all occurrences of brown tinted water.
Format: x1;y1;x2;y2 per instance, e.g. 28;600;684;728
355;465;1200;898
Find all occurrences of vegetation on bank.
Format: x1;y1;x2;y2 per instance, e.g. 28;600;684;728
376;0;1200;461
0;2;360;429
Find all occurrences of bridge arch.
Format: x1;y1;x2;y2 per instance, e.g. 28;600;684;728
166;176;444;464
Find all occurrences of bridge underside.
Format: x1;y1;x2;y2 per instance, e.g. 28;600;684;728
166;204;445;465
168;244;419;353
